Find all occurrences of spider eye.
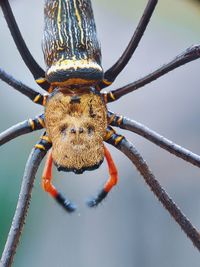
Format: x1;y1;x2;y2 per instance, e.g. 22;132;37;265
88;125;94;136
89;105;96;118
59;124;68;135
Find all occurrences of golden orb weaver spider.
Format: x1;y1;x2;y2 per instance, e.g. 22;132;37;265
1;0;200;266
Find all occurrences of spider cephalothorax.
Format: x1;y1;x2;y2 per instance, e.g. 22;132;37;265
45;88;107;173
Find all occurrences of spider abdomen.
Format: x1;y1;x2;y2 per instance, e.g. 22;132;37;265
43;0;103;86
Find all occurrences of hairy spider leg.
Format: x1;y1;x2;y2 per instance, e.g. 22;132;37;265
42;149;76;212
87;145;119;207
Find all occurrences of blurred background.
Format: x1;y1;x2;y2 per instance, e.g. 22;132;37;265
1;0;200;266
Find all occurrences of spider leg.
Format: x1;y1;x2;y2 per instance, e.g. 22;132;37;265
87;127;124;207
0;132;51;267
0;68;49;105
99;0;158;89
42;149;76;212
107;110;200;168
87;145;118;207
0;0;50;91
0;114;45;146
103;126;200;250
103;45;200;102
106;135;200;251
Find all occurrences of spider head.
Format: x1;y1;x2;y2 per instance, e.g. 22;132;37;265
44;89;107;173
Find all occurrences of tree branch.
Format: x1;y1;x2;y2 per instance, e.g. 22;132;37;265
108;138;200;250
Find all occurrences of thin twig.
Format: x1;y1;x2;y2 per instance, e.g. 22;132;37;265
108;138;200;250
108;45;200;101
108;111;200;168
0;147;48;267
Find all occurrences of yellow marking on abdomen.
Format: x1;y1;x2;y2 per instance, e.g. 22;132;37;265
47;59;102;76
66;0;75;56
57;0;64;44
74;0;84;45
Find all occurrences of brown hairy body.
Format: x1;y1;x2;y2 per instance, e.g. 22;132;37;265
45;89;107;173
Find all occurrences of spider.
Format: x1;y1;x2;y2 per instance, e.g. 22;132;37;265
1;0;200;265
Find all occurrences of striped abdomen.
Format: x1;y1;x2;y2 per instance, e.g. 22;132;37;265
43;0;103;86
